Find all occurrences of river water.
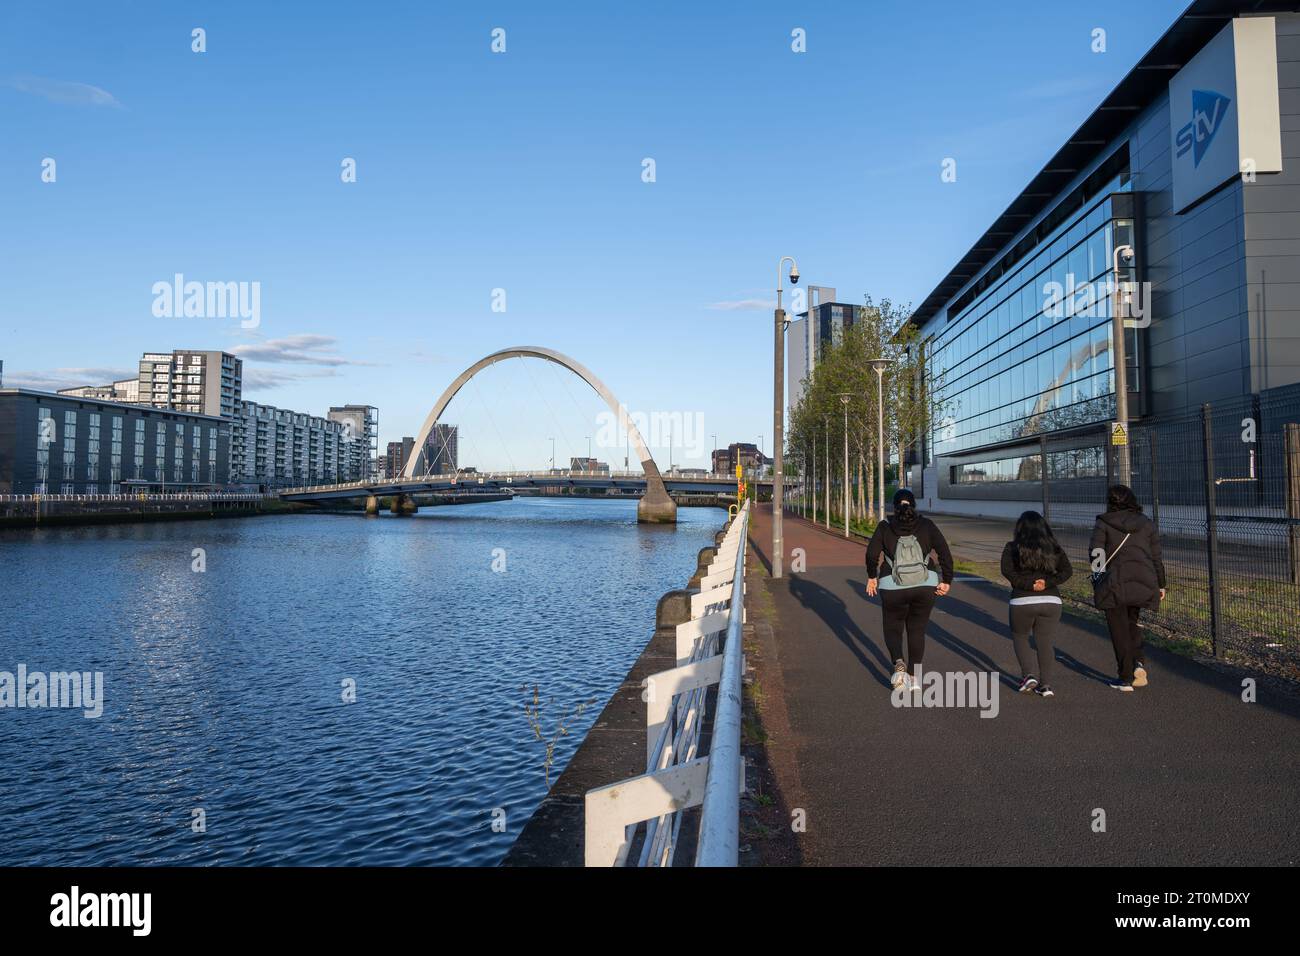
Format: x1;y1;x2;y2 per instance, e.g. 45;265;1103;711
0;496;721;866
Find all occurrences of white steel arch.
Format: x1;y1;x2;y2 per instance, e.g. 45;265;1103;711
402;346;663;481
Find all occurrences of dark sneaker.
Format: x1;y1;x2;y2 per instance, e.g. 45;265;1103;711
1034;684;1055;697
1110;681;1135;693
891;660;907;690
1018;676;1039;693
1133;664;1148;687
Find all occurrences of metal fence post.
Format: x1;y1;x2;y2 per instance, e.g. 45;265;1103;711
1148;428;1160;532
1202;404;1221;657
1286;423;1300;586
1040;433;1050;523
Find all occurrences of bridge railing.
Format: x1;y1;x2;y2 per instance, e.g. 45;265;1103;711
583;499;749;867
275;470;746;496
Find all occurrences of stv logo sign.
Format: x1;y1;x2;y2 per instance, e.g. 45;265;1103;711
1175;89;1232;168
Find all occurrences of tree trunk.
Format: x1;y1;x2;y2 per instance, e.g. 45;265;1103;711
866;445;875;519
856;446;866;520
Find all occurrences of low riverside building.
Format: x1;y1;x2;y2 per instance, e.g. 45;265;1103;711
0;388;229;495
230;400;365;491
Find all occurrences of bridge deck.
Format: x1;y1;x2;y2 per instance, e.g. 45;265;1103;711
278;472;774;501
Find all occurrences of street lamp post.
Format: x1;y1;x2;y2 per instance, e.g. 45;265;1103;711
773;255;799;579
824;417;830;530
1111;243;1135;486
811;432;816;525
839;394;851;538
549;437;555;472
869;358;896;521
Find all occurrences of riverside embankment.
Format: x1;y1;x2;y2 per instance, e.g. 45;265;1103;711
502;507;732;866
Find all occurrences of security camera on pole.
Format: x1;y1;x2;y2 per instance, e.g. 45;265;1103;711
773;256;798;579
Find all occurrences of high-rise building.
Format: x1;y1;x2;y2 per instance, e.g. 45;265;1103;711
328;405;379;479
423;423;459;475
136;350;242;419
385;438;415;479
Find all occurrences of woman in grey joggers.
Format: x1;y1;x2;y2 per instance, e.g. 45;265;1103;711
1000;511;1073;697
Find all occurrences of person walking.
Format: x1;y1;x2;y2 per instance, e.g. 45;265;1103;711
1090;484;1166;691
1000;511;1073;698
866;489;954;692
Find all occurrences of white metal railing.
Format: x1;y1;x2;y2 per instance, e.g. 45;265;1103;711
584;500;750;867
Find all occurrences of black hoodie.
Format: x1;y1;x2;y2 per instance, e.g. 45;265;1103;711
1088;509;1166;610
866;514;954;585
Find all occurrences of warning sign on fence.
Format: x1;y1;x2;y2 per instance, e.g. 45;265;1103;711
1111;422;1128;446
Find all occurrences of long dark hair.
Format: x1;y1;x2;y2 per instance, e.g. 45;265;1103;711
1014;510;1060;573
1106;484;1143;514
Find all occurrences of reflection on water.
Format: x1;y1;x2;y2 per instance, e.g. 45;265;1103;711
0;497;720;865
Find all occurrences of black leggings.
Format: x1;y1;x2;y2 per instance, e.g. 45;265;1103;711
1009;602;1062;683
1105;604;1145;682
879;587;937;675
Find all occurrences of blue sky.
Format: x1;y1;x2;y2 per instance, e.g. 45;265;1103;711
0;0;1189;470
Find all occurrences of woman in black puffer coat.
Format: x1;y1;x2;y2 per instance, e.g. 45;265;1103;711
1089;484;1166;691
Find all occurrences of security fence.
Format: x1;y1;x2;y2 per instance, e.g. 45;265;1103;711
1032;388;1300;664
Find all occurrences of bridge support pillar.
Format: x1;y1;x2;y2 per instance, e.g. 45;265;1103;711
637;475;677;524
391;493;418;515
364;495;379;516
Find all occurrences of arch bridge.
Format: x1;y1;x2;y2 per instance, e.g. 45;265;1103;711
280;347;721;523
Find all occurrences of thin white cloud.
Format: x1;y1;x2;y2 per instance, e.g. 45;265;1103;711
3;367;134;391
6;74;122;109
231;334;375;367
242;367;340;392
706;298;774;312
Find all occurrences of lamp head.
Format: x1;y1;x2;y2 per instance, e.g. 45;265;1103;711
789;265;799;285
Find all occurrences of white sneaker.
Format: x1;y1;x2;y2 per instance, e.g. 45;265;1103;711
891;660;907;690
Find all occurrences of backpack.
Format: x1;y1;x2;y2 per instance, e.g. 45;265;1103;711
887;533;930;587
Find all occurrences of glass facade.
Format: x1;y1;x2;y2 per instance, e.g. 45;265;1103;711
951;447;1107;484
928;177;1140;464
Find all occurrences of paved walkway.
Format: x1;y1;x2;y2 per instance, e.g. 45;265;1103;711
747;505;1300;866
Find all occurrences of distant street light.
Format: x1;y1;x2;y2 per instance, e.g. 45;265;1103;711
824;417;830;530
869;357;896;521
773;255;799;579
839;394;851;538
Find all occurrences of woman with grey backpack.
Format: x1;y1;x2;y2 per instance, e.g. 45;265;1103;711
1089;484;1166;691
866;489;954;692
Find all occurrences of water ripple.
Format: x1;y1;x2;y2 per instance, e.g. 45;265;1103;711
0;497;719;865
